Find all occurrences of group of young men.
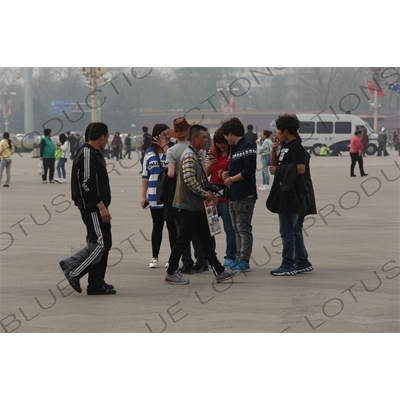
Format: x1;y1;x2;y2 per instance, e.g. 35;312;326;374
59;114;315;295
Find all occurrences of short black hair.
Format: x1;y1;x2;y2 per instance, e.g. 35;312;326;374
142;126;148;133
87;122;109;141
220;117;245;137
247;124;253;131
189;125;207;141
354;130;362;136
275;114;300;136
43;128;51;137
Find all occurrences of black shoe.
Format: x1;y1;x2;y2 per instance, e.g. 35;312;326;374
103;282;115;290
87;286;117;295
193;265;209;273
66;274;82;293
179;265;196;274
361;173;368;177
351;174;357;177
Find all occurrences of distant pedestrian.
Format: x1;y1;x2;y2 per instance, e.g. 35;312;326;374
350;130;368;177
361;129;369;157
54;133;71;184
377;127;388;156
0;132;15;187
59;122;115;295
244;124;257;148
139;126;152;173
257;130;273;190
40;128;56;183
124;133;132;159
111;132;123;161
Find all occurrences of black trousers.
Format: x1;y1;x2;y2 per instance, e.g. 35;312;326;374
42;158;55;182
68;210;112;290
166;209;223;276
350;153;365;176
150;208;177;258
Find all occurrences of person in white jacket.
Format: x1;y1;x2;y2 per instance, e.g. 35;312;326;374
55;133;71;183
257;130;273;190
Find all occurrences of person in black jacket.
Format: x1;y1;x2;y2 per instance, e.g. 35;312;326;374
59;122;116;295
268;114;306;277
221;117;257;273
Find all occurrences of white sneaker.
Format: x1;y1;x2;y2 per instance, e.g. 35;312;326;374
61;179;67;184
149;259;158;268
54;178;61;184
259;185;267;191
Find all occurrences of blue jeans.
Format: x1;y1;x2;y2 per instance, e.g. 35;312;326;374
278;198;299;268
217;201;237;261
261;155;270;185
0;159;12;185
229;196;256;263
56;158;67;179
295;216;312;269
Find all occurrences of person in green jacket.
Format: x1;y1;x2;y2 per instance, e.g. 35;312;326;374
295;133;317;273
320;144;330;156
40;128;56;183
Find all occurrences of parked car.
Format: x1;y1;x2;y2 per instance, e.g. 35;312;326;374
15;132;42;151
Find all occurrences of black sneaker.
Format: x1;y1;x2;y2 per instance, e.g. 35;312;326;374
193;264;209;273
87;286;117;295
103;282;115;290
179;265;196;274
66;274;82;293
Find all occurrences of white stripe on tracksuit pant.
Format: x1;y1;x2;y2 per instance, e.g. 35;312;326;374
65;210;112;290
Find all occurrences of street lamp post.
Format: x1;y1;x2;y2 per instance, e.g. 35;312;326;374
369;67;383;132
81;67;107;123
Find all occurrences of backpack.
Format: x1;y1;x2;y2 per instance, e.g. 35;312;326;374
154;151;169;205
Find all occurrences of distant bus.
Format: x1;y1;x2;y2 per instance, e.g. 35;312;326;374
297;114;378;156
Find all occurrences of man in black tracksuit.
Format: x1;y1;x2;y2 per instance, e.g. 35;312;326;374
59;122;115;295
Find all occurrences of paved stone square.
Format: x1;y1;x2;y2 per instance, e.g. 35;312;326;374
1;150;399;333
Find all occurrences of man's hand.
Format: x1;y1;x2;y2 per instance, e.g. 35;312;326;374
99;207;112;224
269;166;277;176
97;201;112;223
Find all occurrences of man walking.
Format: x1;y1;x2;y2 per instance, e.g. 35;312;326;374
124;133;132;159
220;117;257;272
164;124;240;285
59;122;116;295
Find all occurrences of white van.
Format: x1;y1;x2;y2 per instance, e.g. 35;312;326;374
297;114;378;156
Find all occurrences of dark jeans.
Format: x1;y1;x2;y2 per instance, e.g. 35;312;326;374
167;209;223;276
217;201;237;261
123;148;131;159
229;196;256;263
350;152;365;176
42;158;55;182
278;198;298;269
61;210;112;291
295;216;312;269
150;207;177;258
